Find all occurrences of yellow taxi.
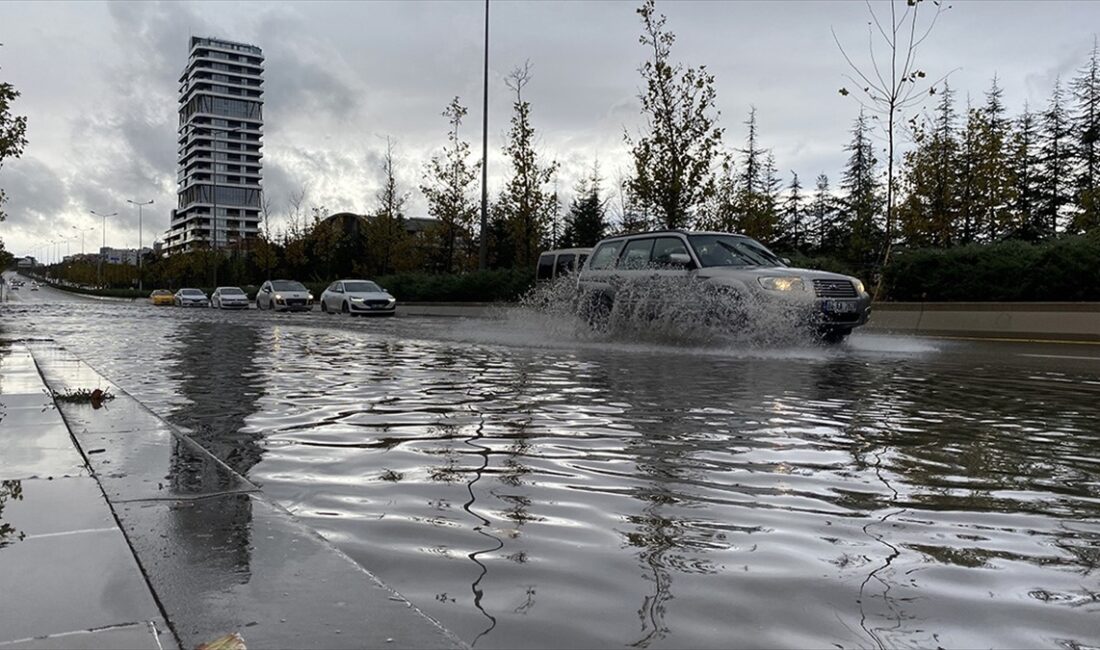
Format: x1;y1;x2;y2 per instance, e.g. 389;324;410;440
150;289;174;306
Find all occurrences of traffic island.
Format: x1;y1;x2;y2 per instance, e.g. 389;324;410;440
6;341;466;650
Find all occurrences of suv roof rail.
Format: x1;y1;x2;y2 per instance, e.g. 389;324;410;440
601;228;691;240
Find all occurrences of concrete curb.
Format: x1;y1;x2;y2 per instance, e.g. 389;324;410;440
26;342;468;650
864;302;1100;342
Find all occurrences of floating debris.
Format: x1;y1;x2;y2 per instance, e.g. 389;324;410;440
196;632;247;650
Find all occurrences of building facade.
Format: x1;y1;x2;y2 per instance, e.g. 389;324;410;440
95;247;154;266
165;36;264;254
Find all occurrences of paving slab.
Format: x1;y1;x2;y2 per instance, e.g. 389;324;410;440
0;621;173;650
0;477;115;537
113;494;462;650
0;421;87;480
0;528;163;643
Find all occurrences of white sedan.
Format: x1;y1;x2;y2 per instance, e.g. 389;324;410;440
319;279;397;316
174;288;210;307
211;286;249;309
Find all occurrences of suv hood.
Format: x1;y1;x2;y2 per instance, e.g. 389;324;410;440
344;291;394;301
699;266;859;284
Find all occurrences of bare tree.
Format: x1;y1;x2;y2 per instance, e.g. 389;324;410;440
834;0;951;282
285;184;308;243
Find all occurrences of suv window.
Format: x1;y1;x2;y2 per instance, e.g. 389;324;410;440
555;254;576;277
589;242;623;270
537;254;555;281
651;237;690;267
619;239;655;269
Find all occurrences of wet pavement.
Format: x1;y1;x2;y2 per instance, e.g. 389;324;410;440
0;342;171;649
3;273;1100;649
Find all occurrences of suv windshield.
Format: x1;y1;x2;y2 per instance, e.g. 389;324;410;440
689;235;784;268
271;281;306;292
344;281;381;293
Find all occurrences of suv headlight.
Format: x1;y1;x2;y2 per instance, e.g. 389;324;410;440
853;279;866;294
758;276;805;292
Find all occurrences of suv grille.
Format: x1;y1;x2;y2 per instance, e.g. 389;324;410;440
813;279;857;298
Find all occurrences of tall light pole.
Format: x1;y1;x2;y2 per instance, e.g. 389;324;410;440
184;124;244;288
478;0;490;271
90;210;116;287
128;199;154;291
73;225;95;255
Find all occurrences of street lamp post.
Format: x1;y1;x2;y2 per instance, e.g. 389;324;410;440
127;199;154;291
184;124;244;288
73;225;95;255
90;210;117;287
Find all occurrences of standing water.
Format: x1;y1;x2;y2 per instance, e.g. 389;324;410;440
3;296;1099;649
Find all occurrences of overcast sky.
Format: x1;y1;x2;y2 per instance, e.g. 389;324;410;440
1;0;1098;259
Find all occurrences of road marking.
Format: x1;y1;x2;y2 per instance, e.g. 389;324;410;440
1018;353;1100;361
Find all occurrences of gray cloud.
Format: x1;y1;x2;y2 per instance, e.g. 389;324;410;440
4;0;1100;256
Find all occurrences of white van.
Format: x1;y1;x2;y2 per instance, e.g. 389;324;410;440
536;248;592;283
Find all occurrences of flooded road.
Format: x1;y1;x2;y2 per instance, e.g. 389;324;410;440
3;280;1100;648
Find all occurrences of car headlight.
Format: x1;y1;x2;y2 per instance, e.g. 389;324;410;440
853;279;866;294
350;296;364;302
307;294;314;300
758;276;806;292
275;294;282;301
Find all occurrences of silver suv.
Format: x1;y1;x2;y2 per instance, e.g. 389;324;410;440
576;230;871;342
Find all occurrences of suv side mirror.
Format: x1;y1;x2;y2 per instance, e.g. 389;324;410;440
263;286;271;293
781;257;791;265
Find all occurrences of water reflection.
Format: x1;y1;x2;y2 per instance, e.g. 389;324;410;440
164;321;268;584
0;480;24;548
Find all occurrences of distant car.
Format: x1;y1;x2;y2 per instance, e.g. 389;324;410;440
255;279;313;312
174;288;210;307
319;279;397;316
149;289;174;306
211;286;249;310
30;282;39;291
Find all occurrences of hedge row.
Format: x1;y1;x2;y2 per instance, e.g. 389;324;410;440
33;270;536;304
882;235;1100;301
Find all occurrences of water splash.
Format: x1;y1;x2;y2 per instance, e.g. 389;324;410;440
513;276;824;348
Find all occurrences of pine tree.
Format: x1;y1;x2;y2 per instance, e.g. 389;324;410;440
810;174;836;251
1009;104;1044;239
957;97;982;244
973;77;1016;240
626;0;723;228
898;84;960;247
779;171;806;250
838;110;883;268
420;97;478;273
1071;38;1100;232
496;63;559;268
1037;79;1073;236
563;161;608;248
733;109;780;240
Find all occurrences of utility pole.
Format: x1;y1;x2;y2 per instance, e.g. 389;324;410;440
478;0;490;271
128;199;154;291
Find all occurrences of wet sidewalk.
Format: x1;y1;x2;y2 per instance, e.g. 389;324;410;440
0;342;171;649
1;340;465;650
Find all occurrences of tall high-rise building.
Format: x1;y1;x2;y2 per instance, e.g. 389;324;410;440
165;36;264;253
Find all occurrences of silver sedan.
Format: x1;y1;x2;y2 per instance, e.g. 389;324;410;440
319;279;397;316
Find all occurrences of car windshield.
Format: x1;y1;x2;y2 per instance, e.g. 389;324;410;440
153;290;170;295
689;234;785;268
180;289;204;296
343;281;382;293
271;281;306;291
219;287;245;295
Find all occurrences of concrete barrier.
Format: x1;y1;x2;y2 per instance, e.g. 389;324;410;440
865;302;1100;342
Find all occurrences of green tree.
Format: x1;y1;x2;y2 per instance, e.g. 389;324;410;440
421;97;478;273
898;83;960;247
972;77;1016;240
563;161;609;248
1009;104;1044;239
1037;79;1073;236
1071;38;1100;232
366;137;410;276
838;110;883;268
496;63;559;268
957;97;982;244
625;0;723;229
1;43;29;232
810;173;837;251
779;171;806;250
732;108;780;241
